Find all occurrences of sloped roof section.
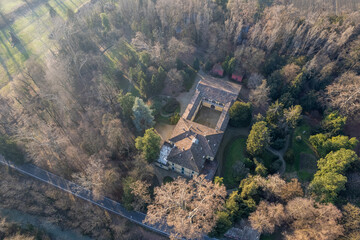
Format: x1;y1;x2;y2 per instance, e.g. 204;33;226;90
168;118;224;172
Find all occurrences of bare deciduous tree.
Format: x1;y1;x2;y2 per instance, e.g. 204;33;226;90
249;201;286;234
247;73;265;89
130;180;151;211
145;175;227;239
285;198;343;240
324;72;360;118
249;80;270;109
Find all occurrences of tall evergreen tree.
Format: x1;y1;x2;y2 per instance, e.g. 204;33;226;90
132;97;154;132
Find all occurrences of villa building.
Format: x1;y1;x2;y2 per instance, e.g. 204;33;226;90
157;75;241;179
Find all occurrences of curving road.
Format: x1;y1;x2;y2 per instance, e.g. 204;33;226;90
0;155;170;238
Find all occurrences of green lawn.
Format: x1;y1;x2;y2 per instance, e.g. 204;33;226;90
0;0;89;89
288;123;314;171
222;137;247;189
287;122;318;181
0;0;26;14
261;149;278;170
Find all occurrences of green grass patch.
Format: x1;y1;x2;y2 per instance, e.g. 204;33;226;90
298;170;313;182
287;122;315;172
222;137;247;189
0;0;26;14
0;0;89;89
260;149;278;169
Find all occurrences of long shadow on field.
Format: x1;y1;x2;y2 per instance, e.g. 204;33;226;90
53;0;69;12
0;56;13;81
0;33;22;71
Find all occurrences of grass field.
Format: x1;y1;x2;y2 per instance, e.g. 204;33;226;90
287;122;318;181
0;0;89;89
222;137;248;189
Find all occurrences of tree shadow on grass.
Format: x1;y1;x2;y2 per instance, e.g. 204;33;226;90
53;0;69;13
0;55;13;81
14;39;29;59
0;33;22;72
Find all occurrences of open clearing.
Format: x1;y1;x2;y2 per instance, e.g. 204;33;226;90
194;106;221;129
0;0;89;88
286;122;318;182
222;137;247;189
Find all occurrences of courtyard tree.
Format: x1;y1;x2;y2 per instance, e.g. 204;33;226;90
135;128;161;162
144;175;227;239
247;121;270;156
229;101;252;127
132;97;154;132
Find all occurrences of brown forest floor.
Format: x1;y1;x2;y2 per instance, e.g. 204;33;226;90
0;167;166;240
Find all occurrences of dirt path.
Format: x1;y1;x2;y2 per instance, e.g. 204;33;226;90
155;122;175;142
176;70;202;115
266;134;291;175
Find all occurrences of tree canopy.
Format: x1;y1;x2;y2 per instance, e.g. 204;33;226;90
229;101;252;127
135;128;161;162
247;121;270;156
132;97;154;132
310;149;359;202
145;175;227;239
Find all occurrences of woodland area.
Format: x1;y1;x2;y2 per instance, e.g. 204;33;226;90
0;0;359;239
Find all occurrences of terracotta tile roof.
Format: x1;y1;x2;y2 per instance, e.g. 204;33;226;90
197;76;241;104
167;118;224;172
164;76;242;175
182;90;202;120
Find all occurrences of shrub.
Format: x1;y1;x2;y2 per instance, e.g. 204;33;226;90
170;113;180;125
229;101;252;127
284;149;295;164
182;67;197;91
270;159;283;174
243;158;255;170
270;138;286;150
162;98;180;114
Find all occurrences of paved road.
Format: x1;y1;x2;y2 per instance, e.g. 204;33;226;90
0;155;170;238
